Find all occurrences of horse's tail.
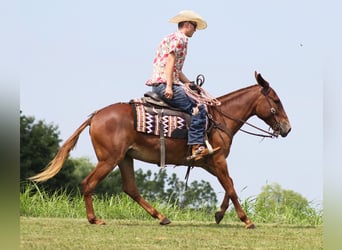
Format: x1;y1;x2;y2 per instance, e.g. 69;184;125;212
28;113;94;182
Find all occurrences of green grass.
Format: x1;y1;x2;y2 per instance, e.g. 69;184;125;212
20;217;322;249
20;184;323;249
20;184;218;222
20;183;322;225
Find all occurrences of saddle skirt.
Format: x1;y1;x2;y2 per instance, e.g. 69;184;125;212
130;92;191;139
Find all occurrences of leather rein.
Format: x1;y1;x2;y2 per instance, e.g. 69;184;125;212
209;89;280;139
209;107;278;139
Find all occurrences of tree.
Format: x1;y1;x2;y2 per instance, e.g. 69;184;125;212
20;112;76;192
182;180;218;209
254;183;314;222
165;172;186;205
135;168;167;201
20;113;60;181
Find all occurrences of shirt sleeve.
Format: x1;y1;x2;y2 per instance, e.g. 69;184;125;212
166;34;181;55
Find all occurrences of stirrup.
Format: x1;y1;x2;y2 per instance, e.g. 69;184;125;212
187;141;220;161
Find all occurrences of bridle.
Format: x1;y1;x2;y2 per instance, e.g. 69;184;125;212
261;87;281;137
210;86;281;139
187;74;281;139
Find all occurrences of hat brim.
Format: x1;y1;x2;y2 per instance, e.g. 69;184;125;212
169;11;207;30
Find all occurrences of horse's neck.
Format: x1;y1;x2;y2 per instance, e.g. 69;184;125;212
215;85;260;133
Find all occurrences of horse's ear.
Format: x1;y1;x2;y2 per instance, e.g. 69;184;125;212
254;71;269;89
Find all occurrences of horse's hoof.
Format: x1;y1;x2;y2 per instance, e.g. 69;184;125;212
214;211;224;224
160;217;171;225
96;219;106;225
89;218;106;225
246;222;255;229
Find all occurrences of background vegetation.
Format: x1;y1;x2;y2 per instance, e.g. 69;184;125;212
20;182;322;226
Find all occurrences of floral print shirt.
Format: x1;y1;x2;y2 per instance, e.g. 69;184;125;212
146;31;188;86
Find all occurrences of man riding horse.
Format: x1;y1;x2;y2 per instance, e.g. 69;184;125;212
29;10;291;229
146;10;220;160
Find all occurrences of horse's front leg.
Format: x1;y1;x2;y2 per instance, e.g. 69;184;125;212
214;158;255;229
118;156;171;225
215;193;229;224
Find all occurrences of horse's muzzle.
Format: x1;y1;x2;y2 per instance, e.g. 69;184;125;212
279;122;291;137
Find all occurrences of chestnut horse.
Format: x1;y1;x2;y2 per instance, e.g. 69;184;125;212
30;72;291;229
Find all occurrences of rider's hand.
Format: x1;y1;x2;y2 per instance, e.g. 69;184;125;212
164;86;173;99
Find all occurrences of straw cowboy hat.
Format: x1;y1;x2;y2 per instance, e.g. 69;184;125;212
169;10;207;30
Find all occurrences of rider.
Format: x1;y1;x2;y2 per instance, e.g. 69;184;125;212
146;10;219;160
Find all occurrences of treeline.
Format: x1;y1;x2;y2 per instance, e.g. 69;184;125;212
20;112;217;208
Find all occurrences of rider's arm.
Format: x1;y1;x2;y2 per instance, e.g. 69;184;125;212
179;71;191;84
164;52;176;99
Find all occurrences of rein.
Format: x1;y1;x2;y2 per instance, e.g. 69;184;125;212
212;106;278;139
183;74;278;139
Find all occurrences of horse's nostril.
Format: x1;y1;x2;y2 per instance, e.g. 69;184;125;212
281;126;291;137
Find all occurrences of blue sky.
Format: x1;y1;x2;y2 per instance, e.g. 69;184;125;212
20;0;333;205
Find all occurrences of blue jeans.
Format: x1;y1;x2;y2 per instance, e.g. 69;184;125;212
152;84;206;145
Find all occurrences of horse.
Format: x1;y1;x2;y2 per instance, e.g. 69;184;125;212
29;71;291;229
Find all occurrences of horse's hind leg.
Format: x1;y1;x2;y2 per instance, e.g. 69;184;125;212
81;160;116;225
118;156;171;225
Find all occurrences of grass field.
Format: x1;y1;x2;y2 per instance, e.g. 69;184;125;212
20;184;323;249
20;217;322;249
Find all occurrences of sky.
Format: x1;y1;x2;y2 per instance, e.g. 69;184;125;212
19;0;337;207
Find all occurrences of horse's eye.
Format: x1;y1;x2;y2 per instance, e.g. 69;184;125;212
271;108;276;114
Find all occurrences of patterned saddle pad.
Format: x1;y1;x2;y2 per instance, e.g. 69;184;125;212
131;98;190;139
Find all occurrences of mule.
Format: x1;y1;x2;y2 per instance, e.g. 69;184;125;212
30;71;291;229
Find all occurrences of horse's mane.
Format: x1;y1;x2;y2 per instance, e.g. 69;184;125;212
217;84;259;102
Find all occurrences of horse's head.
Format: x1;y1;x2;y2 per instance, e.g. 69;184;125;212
254;71;291;137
